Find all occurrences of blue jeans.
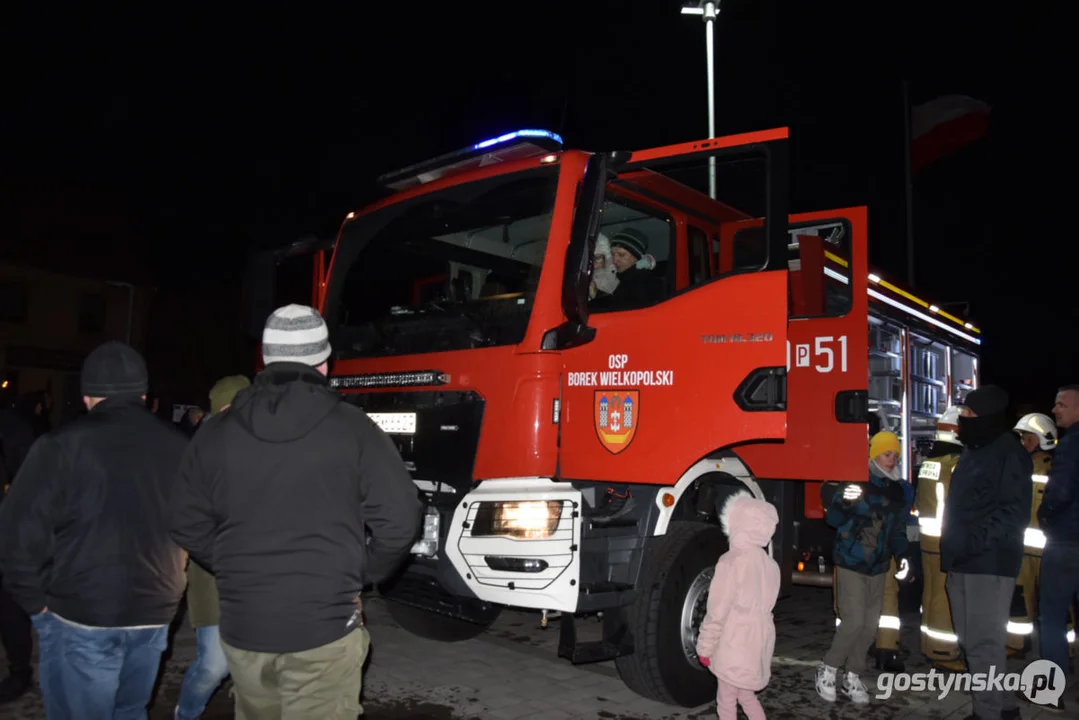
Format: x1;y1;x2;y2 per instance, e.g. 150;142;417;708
30;611;168;720
175;625;230;719
1039;542;1079;675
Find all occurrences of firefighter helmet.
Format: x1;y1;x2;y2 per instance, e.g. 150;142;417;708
936;406;963;446
1014;413;1057;451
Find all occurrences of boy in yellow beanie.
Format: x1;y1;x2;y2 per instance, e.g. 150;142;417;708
816;431;911;706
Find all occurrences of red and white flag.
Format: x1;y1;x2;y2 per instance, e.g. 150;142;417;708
911;95;991;172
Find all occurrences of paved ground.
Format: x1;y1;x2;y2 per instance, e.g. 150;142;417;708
0;584;1072;719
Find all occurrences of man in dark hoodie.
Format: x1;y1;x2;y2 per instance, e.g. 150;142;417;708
940;385;1032;720
0;341;188;718
170;304;422;719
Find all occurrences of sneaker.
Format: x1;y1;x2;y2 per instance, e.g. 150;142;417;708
842;671;870;705
815;663;837;702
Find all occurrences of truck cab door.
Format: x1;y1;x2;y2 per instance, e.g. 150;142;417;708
242;236;335;364
557;129;791;486
738;208;869;485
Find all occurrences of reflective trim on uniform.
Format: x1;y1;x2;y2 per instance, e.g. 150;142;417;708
835;615;902;629
921;625;959;643
919;517;942;537
1007;621;1034;635
1032;474;1048;484
1069;630;1076;643
1025;527;1046;549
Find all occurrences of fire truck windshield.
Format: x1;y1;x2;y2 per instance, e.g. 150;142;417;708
324;166;559;359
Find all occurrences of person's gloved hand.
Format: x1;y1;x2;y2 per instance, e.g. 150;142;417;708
895;554;917;584
698;656;711;668
842;484;863;505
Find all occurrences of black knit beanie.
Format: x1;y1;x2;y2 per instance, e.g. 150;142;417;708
81;341;149;398
609;227;649;261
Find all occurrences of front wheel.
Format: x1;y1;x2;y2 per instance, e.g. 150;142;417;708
616;521;726;707
385;599;501;642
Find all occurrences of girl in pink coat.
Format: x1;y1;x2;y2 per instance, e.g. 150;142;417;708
695;491;781;720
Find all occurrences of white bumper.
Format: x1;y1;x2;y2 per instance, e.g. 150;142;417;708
444;477;582;613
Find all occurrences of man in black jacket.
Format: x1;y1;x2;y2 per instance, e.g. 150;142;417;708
170;304;422;719
0;341;188;718
940;385;1032;720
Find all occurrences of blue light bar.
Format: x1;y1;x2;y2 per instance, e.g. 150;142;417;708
377;128;564;192
473;129;564;151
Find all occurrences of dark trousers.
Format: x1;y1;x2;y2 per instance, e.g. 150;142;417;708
947;572;1019;719
1039;543;1079;678
0;576;32;679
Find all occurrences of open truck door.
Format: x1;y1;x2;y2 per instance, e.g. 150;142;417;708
557;129;791;486
241;235;335;364
737;207;870;516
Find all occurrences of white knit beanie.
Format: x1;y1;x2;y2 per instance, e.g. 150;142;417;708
261;304;332;367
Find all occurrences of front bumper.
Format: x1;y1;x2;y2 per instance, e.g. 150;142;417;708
442;477;583;613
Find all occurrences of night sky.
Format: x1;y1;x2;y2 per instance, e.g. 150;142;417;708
3;1;1071;408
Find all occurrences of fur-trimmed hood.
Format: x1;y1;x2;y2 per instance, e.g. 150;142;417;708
720;490;779;549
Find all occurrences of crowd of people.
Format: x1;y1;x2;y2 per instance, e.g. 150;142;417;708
811;385;1078;718
0;303;422;719
690;384;1078;720
1;303;1077;720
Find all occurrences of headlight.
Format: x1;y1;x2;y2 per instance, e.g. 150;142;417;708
470;501;563;539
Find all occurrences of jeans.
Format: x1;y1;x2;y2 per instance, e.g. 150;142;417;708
175;626;230;719
31;611;168;720
1039;543;1079;677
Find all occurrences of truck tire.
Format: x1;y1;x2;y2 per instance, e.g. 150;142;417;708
616;521;727;707
385;599;501;642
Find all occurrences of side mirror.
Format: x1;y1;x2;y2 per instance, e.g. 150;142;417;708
241;236;335;341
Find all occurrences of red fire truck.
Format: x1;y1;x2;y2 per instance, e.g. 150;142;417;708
243;127;982;707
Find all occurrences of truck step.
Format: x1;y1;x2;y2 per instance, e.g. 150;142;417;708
557;608;632;664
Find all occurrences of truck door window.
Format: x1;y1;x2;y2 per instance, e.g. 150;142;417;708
784;219;854;319
687;225;712;286
588;195;673;314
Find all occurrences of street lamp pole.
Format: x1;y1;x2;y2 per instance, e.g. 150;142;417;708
682;0;720;199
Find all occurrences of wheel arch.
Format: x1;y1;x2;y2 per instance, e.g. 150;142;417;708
650;451;773;558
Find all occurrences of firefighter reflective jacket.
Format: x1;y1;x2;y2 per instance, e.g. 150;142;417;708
915;452;961;554
1025;451;1052;557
